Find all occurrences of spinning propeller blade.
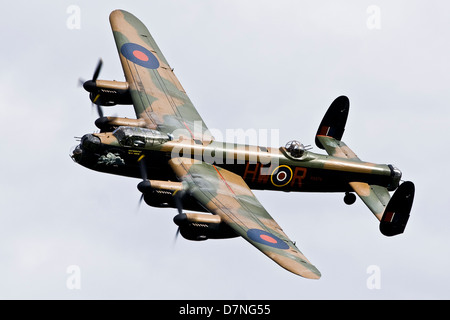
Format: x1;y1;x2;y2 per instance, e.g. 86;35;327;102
80;59;104;118
173;189;186;242
136;155;150;211
92;59;103;82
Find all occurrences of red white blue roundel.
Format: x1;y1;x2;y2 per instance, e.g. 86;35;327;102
247;229;289;250
120;43;160;69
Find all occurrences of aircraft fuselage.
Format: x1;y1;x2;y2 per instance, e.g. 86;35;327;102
71;129;401;199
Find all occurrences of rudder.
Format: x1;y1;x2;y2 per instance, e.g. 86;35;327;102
379;181;415;236
315;95;350;149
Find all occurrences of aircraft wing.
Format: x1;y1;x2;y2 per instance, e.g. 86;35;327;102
168;157;321;279
109;9;212;142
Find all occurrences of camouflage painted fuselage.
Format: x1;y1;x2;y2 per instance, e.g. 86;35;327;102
72;131;400;196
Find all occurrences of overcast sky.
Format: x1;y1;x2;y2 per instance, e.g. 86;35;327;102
1;0;449;299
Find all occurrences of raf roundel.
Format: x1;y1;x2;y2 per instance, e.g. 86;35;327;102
270;165;293;187
120;43;160;69
247;229;290;250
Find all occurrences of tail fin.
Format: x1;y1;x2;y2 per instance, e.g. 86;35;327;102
379;181;415;236
315;95;349;149
315;96;356;159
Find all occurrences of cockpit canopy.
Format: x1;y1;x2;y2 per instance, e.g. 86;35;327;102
113;126;171;148
285;140;306;158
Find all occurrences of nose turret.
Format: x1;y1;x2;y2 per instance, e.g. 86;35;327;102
70;134;101;164
80;134;101;152
70;145;83;163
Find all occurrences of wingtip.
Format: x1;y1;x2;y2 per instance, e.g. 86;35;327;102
300;269;321;280
109;9;133;22
109;9;123;18
266;251;321;279
110;9;127;15
291;263;321;279
285;257;321;279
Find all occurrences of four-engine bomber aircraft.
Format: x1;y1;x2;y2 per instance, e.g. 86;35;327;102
72;9;415;279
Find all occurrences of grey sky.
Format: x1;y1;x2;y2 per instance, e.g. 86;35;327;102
1;1;449;299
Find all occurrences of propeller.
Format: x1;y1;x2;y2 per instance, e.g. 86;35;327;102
93;97;104;118
136;155;151;210
79;59;104;118
135;154;186;243
173;190;185;215
79;58;103;88
174;227;181;243
92;59;103;82
173;189;186;243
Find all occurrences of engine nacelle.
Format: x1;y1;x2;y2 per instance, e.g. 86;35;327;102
143;188;175;208
173;213;238;241
83;79;132;106
95;116;147;132
138;180;182;208
138;180;206;212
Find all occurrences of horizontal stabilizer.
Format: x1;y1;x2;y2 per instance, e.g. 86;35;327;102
349;181;415;236
349;182;390;220
380;181;415;236
315;96;349;149
317;135;359;160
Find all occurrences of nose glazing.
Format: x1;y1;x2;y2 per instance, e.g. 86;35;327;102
81;134;101;151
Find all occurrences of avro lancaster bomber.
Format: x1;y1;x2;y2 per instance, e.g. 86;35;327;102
71;10;415;279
